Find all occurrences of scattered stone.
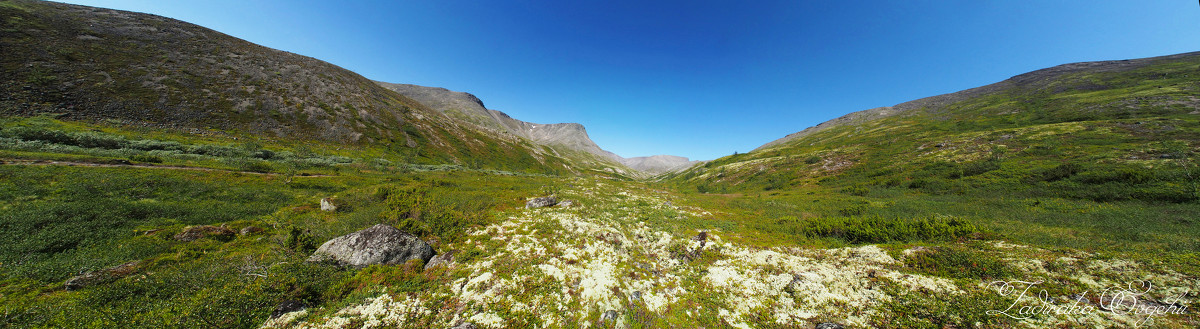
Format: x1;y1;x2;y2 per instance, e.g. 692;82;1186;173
815;323;844;329
141;228;165;236
450;323;478;329
307;224;435;267
557;199;576;207
600;310;619;323
64;260;141;290
630;291;642;302
239;226;265;235
425;250;456;270
320;197;339;212
174;225;235;242
270;300;306;319
693;231;708;248
526;196;557;209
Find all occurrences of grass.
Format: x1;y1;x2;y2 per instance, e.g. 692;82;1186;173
0;9;1197;325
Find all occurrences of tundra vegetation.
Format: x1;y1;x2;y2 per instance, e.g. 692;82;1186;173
0;114;1196;328
0;0;1197;327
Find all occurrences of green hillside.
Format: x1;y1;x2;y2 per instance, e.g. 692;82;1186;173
661;51;1200;267
0;0;620;176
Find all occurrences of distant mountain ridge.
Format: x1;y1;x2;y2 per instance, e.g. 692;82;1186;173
620;155;701;175
379;83;699;175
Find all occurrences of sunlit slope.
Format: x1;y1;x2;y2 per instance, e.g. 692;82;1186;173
670;52;1200;203
0;0;589;174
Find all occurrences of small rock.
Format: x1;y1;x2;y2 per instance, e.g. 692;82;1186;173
320;197;339;212
424;250;456;270
600;310;618;323
64;261;141;291
270;300;306;319
557;199;576;207
525;196;557;209
239;226;265;235
815;323;844;329
693;231;708;248
308;224;435;267
630;291;642;302
450;323;478;329
174;225;235;242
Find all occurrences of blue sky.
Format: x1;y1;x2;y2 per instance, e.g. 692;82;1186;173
59;1;1200;160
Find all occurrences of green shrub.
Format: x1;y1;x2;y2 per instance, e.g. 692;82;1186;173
285;227;318;253
239;160;274;173
906;245;1014;280
129;154;164;163
1034;162;1081;182
779;215;980;244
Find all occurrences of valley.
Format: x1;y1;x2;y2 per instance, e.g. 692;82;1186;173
0;1;1197;328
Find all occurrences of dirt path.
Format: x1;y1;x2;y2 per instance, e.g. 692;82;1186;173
0;158;335;177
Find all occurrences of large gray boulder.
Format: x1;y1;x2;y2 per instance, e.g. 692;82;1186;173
526;196;557;209
307;224;434;267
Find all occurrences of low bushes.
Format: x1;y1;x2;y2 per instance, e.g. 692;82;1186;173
777;215;981;244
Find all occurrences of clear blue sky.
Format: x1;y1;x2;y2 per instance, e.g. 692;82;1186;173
58;0;1200;160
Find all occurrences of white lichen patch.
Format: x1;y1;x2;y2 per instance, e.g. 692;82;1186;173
278;181;1198;329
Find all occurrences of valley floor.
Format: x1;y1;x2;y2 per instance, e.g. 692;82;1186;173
268;181;1197;329
0;118;1195;328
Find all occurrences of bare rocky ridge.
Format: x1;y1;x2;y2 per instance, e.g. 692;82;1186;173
754;51;1200;151
379;83;700;175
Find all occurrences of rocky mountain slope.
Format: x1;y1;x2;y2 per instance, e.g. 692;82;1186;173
379;83;699;175
0;0;589;174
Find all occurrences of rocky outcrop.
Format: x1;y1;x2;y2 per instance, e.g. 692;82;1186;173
424;251;456;270
525;196;557;209
308;224;435;267
239;226;265;235
174;225;235;242
320;197;339;212
64;260;141;290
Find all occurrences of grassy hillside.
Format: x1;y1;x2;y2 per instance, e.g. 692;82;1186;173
0;0;611;175
663;52;1200;250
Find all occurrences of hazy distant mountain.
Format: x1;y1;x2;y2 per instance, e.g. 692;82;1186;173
619;155;701;175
